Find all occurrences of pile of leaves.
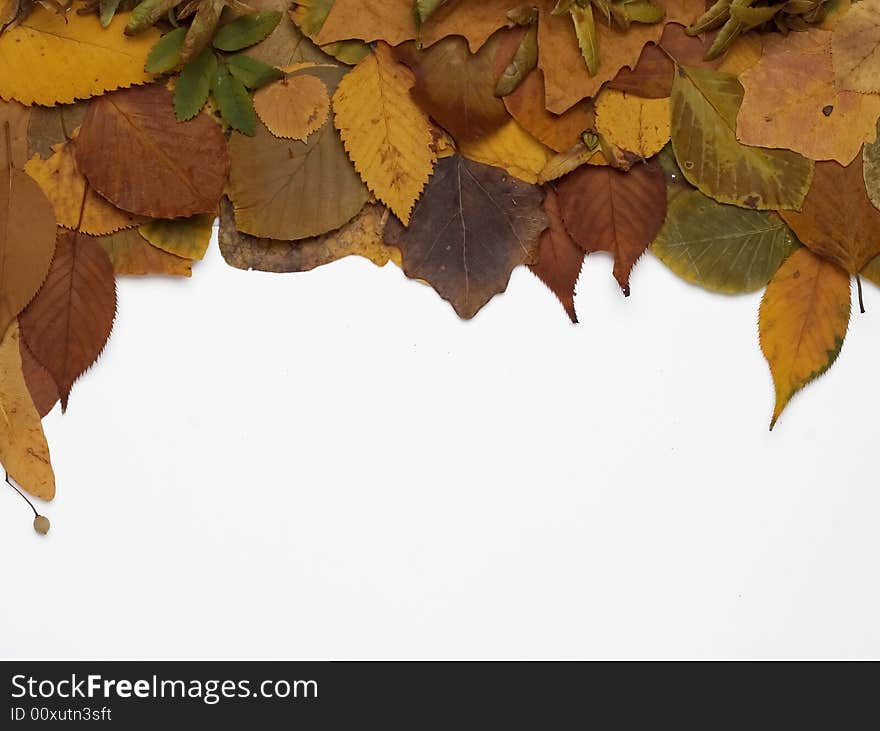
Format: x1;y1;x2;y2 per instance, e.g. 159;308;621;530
2;0;880;531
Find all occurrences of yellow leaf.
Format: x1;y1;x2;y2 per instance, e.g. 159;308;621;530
594;90;671;160
0;6;159;106
717;33;763;77
25;142;145;236
332;43;436;224
0;322;55;501
139;214;215;260
759;248;851;430
254;74;330;141
459;120;555;184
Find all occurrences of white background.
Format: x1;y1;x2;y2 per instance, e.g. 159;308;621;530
1;233;878;659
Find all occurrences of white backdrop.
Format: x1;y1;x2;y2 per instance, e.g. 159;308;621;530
2;232;878;659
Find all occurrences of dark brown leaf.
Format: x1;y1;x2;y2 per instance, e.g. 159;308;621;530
19;334;59;418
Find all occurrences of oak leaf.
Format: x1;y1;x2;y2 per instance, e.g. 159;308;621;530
139;215;215;260
255;73;330;141
98;228;193;277
780;157;880;275
19;229;117;412
0;322;54;500
529;188;584;323
671;66;814;210
384;155;547;319
219;199;399;272
333;43;436;224
737;29;880;165
229;65;369;239
557;161;667;296
75;85;230;219
759;248;850;429
0;6;159;105
831;0;880;93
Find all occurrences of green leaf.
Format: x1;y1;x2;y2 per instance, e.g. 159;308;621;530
174;47;218;122
213;11;282;52
225;54;284;89
99;0;123;27
671;66;814;211
145;27;187;74
652;189;800;294
212;63;257;135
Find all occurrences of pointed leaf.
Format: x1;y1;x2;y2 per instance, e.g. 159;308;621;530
212;62;257;135
175;47;218;121
146;27;187;74
226;54;284;89
213;11;282;51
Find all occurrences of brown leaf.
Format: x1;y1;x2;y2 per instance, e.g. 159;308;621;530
19;229;117;411
75;85;230;219
219;198;399;272
314;0;416;47
781;156;880;275
420;0;511;52
557;161;667;295
98;227;193;277
529;188;584;323
27;101;88;160
398;34;509;144
385;155;547;319
19;333;58;419
0;99;29;169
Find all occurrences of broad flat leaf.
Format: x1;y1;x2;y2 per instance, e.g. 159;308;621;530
557;162;667;296
214;11;282;51
0;6;160;105
716;33;763;77
831;0;880;93
671;66;814;211
20;333;59;419
863;118;880;211
226;55;284;89
255;71;330;140
174;47;218;122
290;0;370;64
27;102;88;160
458;120;554;184
759;248;850;429
76;85;230;219
19;229;116;412
333;43;436;224
98;228;193;277
146;27;187;74
212;62;258;135
313;0;416;47
24;141;146;236
248;0;334;66
594;90;671;160
652;189;799;294
228;65;369;239
529;188;584;323
384;155;547;319
738;30;880;166
398;34;509;144
0;99;29;169
0;322;54;500
781;157;880;275
219;199;399;272
420;0;511;52
0;165;56;337
862;253;880;288
139;215;215;260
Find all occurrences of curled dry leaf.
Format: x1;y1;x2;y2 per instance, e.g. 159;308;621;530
737;29;880;166
75;84;230;219
0;322;55;500
19;229;117;412
385;155;547;320
219;199;399;272
333;43;436;225
557;161;667;296
255;73;330;141
759;248;851;429
98;227;194;277
0;6;159;105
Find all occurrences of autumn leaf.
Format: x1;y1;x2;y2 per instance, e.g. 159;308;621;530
831;0;880;93
19;229;117;412
0;5;159;105
248;0;335;67
219;198;399;272
76;85;230;219
228;65;370;239
98;228;193;277
212;11;281;52
385;155;547;319
255;72;329;140
652;189;800;294
174;47;218;122
737;29;880;166
458;120;554;184
556;161;667;296
780;157;880;276
313;0;416;47
27;102;88;160
19;334;59;419
212;62;258;136
25;141;146;236
863;118;880;212
671;66;814;211
290;0;370;64
529;188;584;323
420;0;511;52
139;214;215;260
0;100;29;169
0;322;54;500
759;248;851;429
594;90;671;161
333;43;436;225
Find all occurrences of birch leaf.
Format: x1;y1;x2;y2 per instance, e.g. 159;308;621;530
595;90;671;160
255;73;329;140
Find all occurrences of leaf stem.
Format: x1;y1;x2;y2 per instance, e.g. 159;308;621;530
856;275;865;314
5;472;39;518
